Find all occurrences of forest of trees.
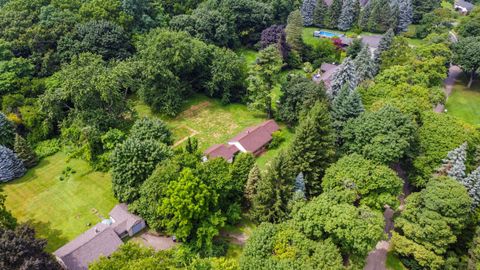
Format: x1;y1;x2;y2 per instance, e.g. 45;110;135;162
1;0;480;269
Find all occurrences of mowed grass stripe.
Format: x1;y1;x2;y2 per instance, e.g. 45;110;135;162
2;152;117;252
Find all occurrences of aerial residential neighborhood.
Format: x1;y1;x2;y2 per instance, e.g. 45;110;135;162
0;0;480;270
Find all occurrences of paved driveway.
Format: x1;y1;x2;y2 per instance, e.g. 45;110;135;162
132;232;176;251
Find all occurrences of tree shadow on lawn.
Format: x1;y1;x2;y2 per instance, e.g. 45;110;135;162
25;219;69;252
2;159;52;187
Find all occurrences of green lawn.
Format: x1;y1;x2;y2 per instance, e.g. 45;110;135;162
446;76;480;127
237;48;258;66
134;95;268;151
303;26;425;48
2;152;118;251
387;252;407;270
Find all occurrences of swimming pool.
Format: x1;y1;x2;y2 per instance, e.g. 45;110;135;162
314;31;344;38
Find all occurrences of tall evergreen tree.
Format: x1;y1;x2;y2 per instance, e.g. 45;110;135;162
250;151;293;223
354;44;375;82
439;142;467;181
13;134;38;168
331;85;364;136
412;0;441;24
463;166;480;209
367;0;395;33
293;172;306;200
358;0;372;30
230;153;256;200
328;0;343;28
374;28;394;74
287;101;336;196
0;145;26;183
337;0;359;31
245;164;261;206
0;113;14;148
286;10;304;53
313;0;329;27
396;0;413;32
301;0;317;26
329;57;358;98
247;45;283;118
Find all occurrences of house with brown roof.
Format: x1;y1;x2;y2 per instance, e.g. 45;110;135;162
54;204;146;270
203;120;280;162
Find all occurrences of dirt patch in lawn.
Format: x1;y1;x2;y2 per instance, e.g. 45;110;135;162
178;101;212;119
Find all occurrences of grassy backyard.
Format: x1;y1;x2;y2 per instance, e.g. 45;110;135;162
2;152;117;251
446;76;480;127
134;95;269;151
303;27;425;48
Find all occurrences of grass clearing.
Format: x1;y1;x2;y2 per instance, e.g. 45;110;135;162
134;95;268;151
446;75;480;127
303;26;425;48
237;48;258;66
386;252;407;270
2;152;117;251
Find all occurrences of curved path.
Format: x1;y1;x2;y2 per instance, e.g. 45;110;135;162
364;164;411;270
435;65;462;113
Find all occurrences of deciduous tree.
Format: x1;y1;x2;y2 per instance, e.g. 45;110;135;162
129;117;172;145
0;225;61;270
391;177;472;269
342;105;416;164
240;223;343;270
322;154;403;210
277;75;327;126
111;138;172;202
292;192;385;258
453;36;480;88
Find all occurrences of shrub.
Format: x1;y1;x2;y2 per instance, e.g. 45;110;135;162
268;130;286;149
34;139;61;159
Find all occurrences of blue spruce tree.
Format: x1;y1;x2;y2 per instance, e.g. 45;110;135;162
0;145;26;182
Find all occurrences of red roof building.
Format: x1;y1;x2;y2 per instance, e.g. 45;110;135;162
203;120;280;162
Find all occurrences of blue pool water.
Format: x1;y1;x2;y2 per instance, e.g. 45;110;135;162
314;31;344;38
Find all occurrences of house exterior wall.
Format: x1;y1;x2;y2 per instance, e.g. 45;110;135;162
129;220;146;236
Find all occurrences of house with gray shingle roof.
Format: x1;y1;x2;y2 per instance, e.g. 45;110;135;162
455;0;475;14
54;204;145;270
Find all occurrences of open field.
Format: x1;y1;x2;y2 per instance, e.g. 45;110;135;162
134;95;269;151
446;75;480;127
2;152;117;251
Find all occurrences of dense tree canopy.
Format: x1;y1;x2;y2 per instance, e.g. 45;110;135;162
0;225;61;270
292;191;385;260
240;222;343;270
111;137;172;202
391;177;472;269
322;154;403;210
342;105;417;164
277;75;327;126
